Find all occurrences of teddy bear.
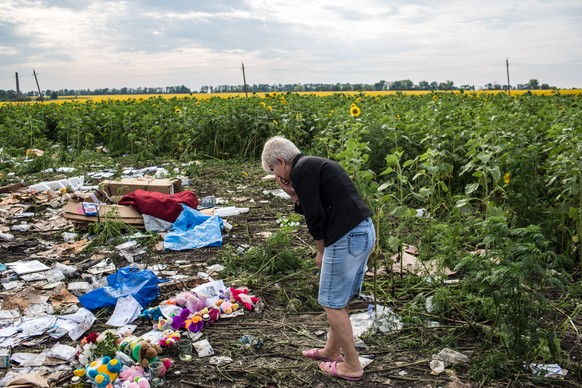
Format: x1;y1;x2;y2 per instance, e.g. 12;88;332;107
215;299;239;315
86;356;122;388
119;337;169;369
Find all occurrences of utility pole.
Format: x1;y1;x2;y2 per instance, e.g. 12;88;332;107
33;69;44;101
241;62;248;98
506;58;511;96
15;72;22;98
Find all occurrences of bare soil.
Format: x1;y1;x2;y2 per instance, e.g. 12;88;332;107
1;159;580;388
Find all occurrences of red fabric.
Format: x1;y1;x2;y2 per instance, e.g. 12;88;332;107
118;189;199;222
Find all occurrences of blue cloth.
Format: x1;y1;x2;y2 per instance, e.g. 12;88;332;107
78;266;160;310
164;204;223;251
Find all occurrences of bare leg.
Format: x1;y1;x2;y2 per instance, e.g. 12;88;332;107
322;306;363;376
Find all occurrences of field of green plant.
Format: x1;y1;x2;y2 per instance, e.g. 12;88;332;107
1;91;581;383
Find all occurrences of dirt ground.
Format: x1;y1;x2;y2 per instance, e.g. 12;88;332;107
0;159;578;388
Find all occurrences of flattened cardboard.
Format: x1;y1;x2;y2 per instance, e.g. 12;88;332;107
63;199;144;227
100;178;182;197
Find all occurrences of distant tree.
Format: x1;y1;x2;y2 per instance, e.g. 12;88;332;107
417;80;430;90
50;91;58;99
390;79;414;90
527;79;540;89
438;80;455;90
374;80;387;91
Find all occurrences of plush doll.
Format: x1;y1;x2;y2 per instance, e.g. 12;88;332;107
174;291;193;307
159;330;181;348
185;292;207;313
119;365;146;383
123;377;150;388
86;356;122;388
230;287;260;311
186;315;203;333
170;308;191;330
138;306;164;322
154;316;173;331
215;299;239;315
119;337;167;369
206;307;221;325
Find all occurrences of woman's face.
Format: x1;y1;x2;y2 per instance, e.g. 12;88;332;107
270;158;291;184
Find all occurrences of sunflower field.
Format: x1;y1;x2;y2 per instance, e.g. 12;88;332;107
1;90;581;383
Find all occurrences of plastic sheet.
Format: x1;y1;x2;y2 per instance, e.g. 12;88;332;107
164;205;223;251
78;266;160;310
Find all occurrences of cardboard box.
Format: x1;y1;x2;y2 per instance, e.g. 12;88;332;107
63;199;144;227
100;178;182;197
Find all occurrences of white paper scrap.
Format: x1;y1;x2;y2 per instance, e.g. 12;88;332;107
106;295;142;327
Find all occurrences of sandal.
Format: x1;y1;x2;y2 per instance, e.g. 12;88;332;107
302;348;343;362
318;361;363;382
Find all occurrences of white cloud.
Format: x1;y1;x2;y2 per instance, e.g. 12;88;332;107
0;0;581;91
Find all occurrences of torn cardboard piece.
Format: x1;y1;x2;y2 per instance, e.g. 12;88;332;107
100;178;181;197
63;199;144;227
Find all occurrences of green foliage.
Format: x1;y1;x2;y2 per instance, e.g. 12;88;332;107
454;216;565;361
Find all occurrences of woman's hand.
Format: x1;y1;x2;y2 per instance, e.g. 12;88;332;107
275;175;299;204
316;251;323;268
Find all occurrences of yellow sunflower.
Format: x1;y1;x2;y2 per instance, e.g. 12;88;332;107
504;172;511;185
350;104;361;117
174;106;182;114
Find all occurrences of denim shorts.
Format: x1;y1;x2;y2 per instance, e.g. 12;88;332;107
318;217;375;309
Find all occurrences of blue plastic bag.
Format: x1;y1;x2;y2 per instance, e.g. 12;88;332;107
164;204;223;251
78;266;160;310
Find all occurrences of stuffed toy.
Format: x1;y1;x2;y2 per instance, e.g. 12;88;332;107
230;287;260;311
170;308;191;330
154;316;173;331
86;356;122;388
185;292;207;313
186;315;203;333
193;306;220;327
159;330;181;348
173;291;192;306
138;306;164;322
123;377;150;388
215;299;239;315
206;307;221;325
119;365;146;383
119;337;168;369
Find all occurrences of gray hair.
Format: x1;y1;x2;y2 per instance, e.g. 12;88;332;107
261;136;301;173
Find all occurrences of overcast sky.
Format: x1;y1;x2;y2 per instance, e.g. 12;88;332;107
1;0;581;92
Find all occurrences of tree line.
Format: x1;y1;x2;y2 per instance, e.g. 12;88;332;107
0;79;558;101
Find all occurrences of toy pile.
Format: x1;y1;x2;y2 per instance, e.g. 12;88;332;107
73;286;260;387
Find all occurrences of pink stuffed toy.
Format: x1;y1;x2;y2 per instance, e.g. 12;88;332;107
185;292;207;313
174;291;193;307
215;299;239;314
230;287;260;311
124;377;150;388
119;365;146;384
